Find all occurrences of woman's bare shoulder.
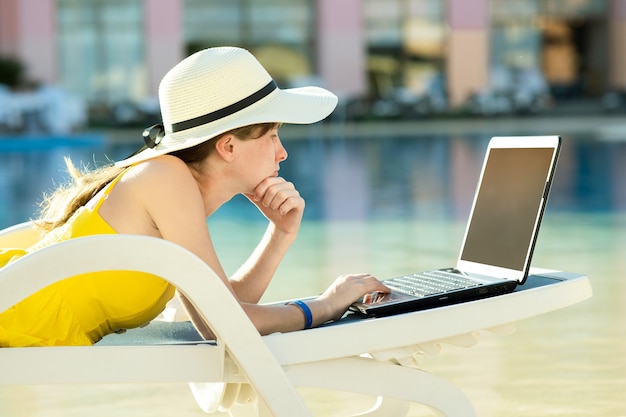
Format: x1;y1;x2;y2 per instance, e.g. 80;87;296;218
101;156;205;236
126;155;194;184
124;156;203;208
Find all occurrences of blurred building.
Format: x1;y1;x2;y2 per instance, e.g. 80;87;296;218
0;0;624;118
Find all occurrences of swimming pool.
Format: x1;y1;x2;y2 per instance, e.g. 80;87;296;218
0;127;624;416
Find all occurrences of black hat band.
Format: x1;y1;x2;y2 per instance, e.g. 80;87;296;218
166;80;277;134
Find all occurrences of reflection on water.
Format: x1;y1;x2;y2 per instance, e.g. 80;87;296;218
0;131;624;416
2;133;625;226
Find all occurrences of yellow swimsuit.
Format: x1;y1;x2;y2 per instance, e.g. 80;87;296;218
0;169;176;347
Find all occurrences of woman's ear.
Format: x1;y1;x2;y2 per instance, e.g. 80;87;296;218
214;135;236;161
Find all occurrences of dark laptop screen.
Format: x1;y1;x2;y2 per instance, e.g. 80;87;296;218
460;147;554;271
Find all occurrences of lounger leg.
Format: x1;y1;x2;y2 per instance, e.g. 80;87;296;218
209;383;272;417
285;356;476;417
225;396;271;417
225;391;411;417
225;401;258;417
351;397;411;417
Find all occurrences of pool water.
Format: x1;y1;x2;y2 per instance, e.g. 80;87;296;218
0;130;624;416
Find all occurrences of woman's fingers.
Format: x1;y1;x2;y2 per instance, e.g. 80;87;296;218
249;177;304;213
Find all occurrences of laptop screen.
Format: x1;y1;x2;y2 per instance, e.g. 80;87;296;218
458;138;560;281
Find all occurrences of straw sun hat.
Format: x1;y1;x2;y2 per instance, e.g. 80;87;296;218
116;46;338;167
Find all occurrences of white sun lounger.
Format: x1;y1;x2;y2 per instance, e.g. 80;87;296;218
0;222;592;416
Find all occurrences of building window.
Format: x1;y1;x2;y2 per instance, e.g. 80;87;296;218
57;0;145;105
364;0;445;104
490;0;608;98
490;0;541;70
184;0;313;87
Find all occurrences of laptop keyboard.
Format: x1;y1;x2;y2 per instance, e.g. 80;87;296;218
384;271;482;298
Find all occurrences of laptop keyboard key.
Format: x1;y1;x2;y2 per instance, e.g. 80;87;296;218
385;271;483;298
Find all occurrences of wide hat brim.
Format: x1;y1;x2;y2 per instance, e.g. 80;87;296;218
115;85;337;168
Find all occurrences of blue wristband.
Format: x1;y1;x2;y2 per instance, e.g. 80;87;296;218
289;300;313;329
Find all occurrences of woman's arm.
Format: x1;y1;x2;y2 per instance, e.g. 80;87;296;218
181;273;387;337
229;223;295;303
229;176;304;303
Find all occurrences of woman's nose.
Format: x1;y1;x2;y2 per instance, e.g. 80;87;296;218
276;137;288;162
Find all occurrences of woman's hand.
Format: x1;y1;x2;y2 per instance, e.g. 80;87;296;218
245;176;305;235
317;273;390;321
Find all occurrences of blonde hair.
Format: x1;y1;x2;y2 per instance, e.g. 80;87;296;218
35;122;280;232
35;158;124;232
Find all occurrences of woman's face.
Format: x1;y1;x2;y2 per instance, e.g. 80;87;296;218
236;126;288;191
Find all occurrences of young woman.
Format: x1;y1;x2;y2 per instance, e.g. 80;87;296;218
0;46;388;347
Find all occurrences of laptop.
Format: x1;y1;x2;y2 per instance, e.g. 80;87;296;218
350;135;562;317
